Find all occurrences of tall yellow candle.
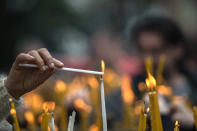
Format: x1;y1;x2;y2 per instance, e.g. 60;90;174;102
138;104;145;131
88;76;102;130
54;80;68;131
74;98;92;131
145;56;153;76
24;111;36;131
10;108;20;131
121;75;135;128
174;121;180;131
60;107;67;131
145;73;163;131
41;103;50;131
156;55;166;85
138;105;148;131
9;98;20;131
193;106;197;130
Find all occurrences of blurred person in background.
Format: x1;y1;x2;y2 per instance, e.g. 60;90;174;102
184;40;197;105
130;15;195;131
91;30;141;76
0;48;64;130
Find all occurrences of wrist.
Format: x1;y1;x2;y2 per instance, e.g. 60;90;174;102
4;79;21;99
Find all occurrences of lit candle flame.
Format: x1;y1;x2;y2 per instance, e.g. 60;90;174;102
146;107;150;113
25;111;35;123
74;98;92;113
9;98;13;102
23;93;43;113
145;72;156;90
175;121;179;127
158;85;172;96
101;60;105;73
89;124;99;131
55;80;67;93
10;108;16;115
43;101;55;112
88;77;99;88
121;75;134;103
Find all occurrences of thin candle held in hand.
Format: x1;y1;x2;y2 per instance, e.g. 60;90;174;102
100;60;107;131
19;64;104;75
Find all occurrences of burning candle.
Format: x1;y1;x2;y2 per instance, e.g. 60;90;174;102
193;106;197;130
60;108;67;131
174;121;180;131
74;98;92;131
100;60;108;131
138;104;149;131
121;74;135;128
43;101;55;131
41;102;50;131
9;98;20;131
88;76;102;130
24;111;36;131
89;124;99;131
54;80;68;131
156;55;166;85
145;57;153;76
10;108;20;131
142;108;149;131
145;73;163;131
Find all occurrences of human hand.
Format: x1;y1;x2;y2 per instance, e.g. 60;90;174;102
5;48;64;99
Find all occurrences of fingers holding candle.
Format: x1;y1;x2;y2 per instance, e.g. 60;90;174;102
28;50;46;71
14;53;35;69
37;48;64;69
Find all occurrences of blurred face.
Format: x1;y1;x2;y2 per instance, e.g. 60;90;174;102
137;31;183;69
138;31;165;62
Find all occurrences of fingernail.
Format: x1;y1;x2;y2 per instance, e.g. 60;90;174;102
29;56;34;59
58;60;64;65
50;63;55;68
41;66;46;71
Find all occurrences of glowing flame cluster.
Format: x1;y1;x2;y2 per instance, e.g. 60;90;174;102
88;77;99;88
121;75;135;103
145;72;156;90
10;108;16;115
74;98;92;113
43;101;55;112
23;93;43;112
89;124;99;131
146;107;150;113
55;80;67;93
25;111;35;123
175;121;179;127
158;85;172;96
9;98;13;102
